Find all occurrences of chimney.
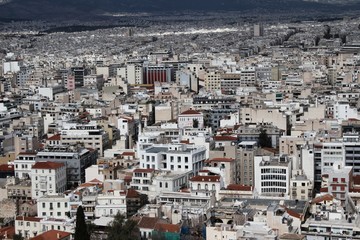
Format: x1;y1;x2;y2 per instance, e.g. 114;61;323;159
57;233;61;239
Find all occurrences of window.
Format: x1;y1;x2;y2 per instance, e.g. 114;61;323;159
160;182;162;188
165;183;168;188
42;203;45;208
57;203;60;208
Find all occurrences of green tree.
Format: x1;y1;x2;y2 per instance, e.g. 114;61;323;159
13;234;24;240
258;129;272;148
193;119;199;128
107;213;140;240
74;206;90;240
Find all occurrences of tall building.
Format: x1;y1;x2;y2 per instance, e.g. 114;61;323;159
71;67;85;88
254;23;264;37
143;65;174;85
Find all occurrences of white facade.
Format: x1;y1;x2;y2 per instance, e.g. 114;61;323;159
138;144;206;175
31;162;67;199
37;195;72;219
3;61;21;74
333;101;358;122
15;216;42;239
14;153;37;179
190;174;223;200
95;190;127;218
254;156;292;197
321;142;345;174
85;165;105;183
178;109;204;129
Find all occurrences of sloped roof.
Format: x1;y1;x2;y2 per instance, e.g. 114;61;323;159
226;184;252;191
32;161;64;170
47;134;61;141
30;230;71;240
137;217;159;229
190;175;220;182
206;158;235;163
154;223;181;233
16;216;42;222
311;194;334;204
179;109;201;115
0;164;14;172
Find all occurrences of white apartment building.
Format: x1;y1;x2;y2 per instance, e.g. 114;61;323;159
177;109;204;129
190;172;223;200
138;144;206;175
254;155;292;197
31;162;67;199
95;190;127;218
320;142;344;175
131;168;155;192
37;195;72;219
14;152;37;179
83;74;104;89
60;121;110;156
15;216;42;239
333;100;359;122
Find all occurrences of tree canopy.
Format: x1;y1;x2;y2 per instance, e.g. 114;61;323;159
258;128;272;148
74;206;90;240
107;213;140;240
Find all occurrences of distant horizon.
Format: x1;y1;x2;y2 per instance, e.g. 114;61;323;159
0;0;359;21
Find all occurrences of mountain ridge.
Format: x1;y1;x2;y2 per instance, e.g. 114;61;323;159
0;0;359;20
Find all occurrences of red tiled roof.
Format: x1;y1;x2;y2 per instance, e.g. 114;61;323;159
32;162;65;170
206;158;235;163
226;184;253;191
134;168;155;173
89;178;102;183
0;226;15;239
154;223;180;233
311;194;334;204
47;134;61;141
122;152;135;156
320;187;328;193
213;136;237;141
0;164;14;172
190;175;220;182
127;188;141;198
285;208;302;219
353;175;360;185
30;230;71;240
137;217;159;229
179;109;201;115
18;152;37;156
16;216;42;222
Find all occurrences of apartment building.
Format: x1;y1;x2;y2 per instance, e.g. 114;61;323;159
177;109;204;129
37;195;71;219
138;144;206;176
35;145;98;187
31;162;67;199
254;155;292;197
14;152;37;179
60;121;110;156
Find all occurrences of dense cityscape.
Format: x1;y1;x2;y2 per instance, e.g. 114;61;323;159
1;2;360;240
